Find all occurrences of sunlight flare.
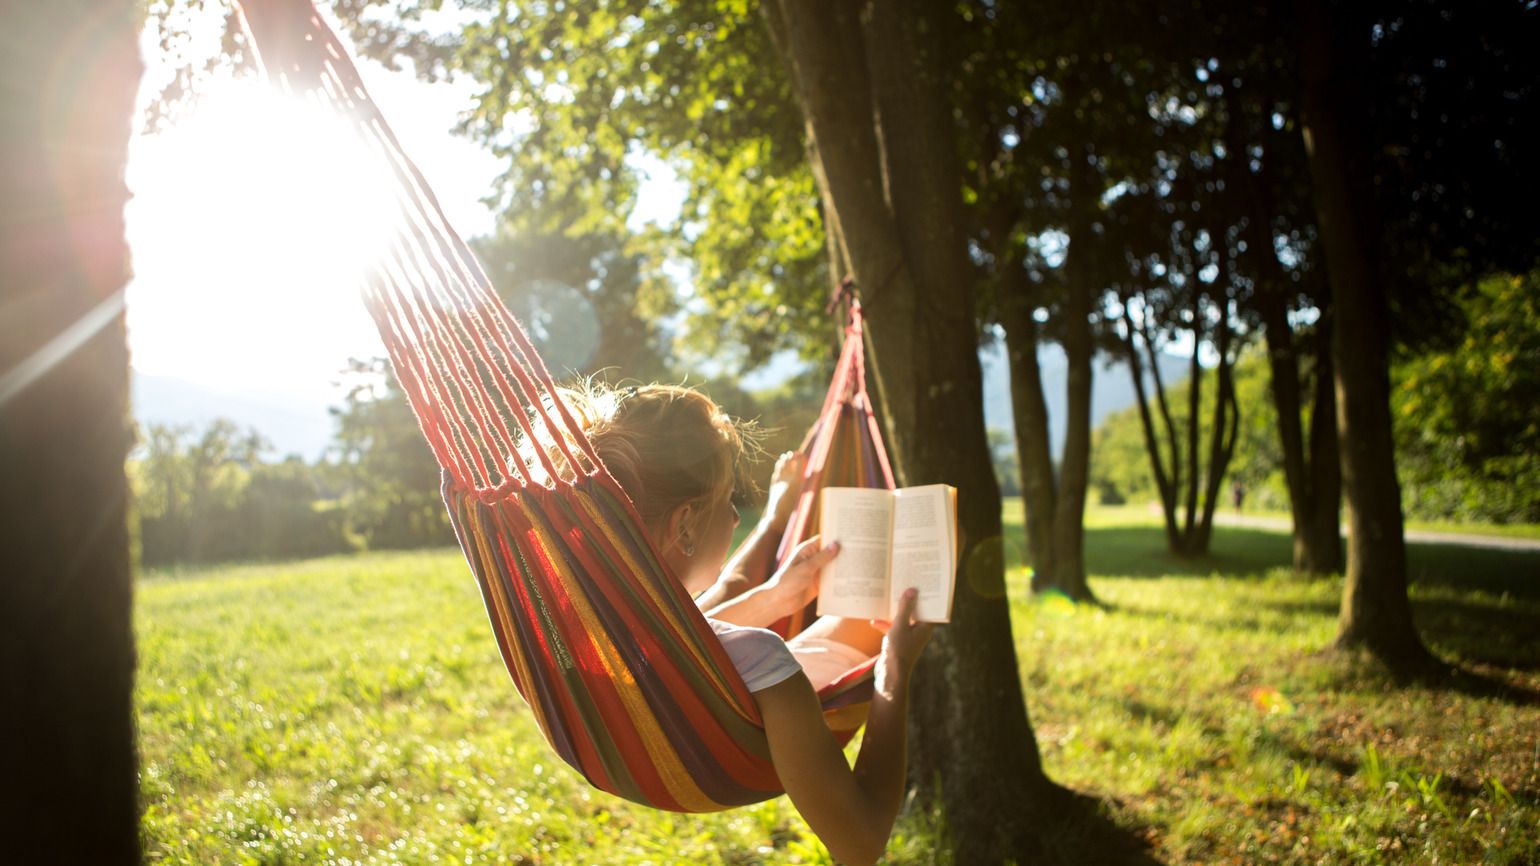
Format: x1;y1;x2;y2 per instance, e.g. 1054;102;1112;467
126;77;397;391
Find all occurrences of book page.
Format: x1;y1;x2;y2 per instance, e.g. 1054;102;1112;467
887;484;956;622
816;487;894;620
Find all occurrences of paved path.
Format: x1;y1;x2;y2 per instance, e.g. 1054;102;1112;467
1213;513;1540;553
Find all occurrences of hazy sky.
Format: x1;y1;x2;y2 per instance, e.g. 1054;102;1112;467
124;11;503;408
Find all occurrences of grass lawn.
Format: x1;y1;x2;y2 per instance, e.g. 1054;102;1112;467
135;505;1540;864
1216;502;1540;542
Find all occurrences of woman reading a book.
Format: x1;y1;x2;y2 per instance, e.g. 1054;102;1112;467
560;382;934;866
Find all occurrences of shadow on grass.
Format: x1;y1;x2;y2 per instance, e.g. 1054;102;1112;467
1084;524;1293;579
1252;596;1540;704
1407;541;1540;602
1027;782;1168;866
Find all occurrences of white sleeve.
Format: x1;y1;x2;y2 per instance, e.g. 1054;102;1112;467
709;620;804;693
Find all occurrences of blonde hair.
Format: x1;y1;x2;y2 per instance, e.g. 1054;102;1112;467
536;382;757;543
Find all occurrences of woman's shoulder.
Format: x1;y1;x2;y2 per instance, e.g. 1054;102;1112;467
709;619;803;693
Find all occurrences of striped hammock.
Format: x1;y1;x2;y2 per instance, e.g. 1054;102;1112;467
235;0;893;811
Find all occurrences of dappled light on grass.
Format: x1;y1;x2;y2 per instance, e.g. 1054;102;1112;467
126;77;397;391
1247;686;1295;715
1034;587;1078;618
134;512;1540;864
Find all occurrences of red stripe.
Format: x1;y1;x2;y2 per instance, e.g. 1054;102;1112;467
519;500;684;810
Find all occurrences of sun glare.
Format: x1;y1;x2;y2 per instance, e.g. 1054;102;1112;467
126;76;400;392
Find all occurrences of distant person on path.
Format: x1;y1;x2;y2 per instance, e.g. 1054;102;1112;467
1231;480;1247;514
551;382;934;866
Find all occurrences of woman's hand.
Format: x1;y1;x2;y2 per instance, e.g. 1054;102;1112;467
763;451;807;533
765;535;839;616
873;589;935;694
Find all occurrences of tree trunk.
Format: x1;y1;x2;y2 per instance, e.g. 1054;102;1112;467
1243;154;1343;575
1117;302;1183;547
0;1;142;860
1192;295;1240;555
767;1;1052;859
1180;291;1203;544
1297;0;1433;669
1301;313;1343;573
1258;289;1318;569
1000;291;1059;586
1045;148;1096;601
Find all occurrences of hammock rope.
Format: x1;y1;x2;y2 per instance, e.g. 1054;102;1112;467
235;0;892;811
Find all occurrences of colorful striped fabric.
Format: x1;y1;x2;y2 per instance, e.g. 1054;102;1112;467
233;0;887;811
771;301;897;638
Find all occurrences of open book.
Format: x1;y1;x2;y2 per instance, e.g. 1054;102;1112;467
816;484;958;623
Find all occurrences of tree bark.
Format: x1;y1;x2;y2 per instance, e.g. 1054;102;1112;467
1000;286;1059;587
1302;313;1343;573
1297;0;1433;668
1262;282;1343;575
1193;295;1240;555
1239;126;1343;575
767;1;1053;859
1044;148;1096;600
0;1;142;860
1117;302;1182;545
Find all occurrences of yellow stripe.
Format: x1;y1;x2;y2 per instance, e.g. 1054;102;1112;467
524;497;719;812
469;502;555;744
574;487;748;711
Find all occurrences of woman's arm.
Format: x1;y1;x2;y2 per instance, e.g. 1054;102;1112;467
695;509;781;611
696;452;806;613
755;590;934;866
706;537;836;629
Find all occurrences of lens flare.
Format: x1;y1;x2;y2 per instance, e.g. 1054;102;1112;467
1034;588;1077;617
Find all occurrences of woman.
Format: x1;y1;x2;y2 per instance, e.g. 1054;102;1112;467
564;382;934;866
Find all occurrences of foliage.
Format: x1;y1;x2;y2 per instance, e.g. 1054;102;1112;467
1091;346;1285;514
1101;271;1540;528
471;221;675;382
136;506;1540;864
987;427;1020;498
329;359;455;550
131;419;352;566
1394;272;1540;524
333;0;835;371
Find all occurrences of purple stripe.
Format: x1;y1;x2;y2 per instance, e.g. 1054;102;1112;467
542;483;775;806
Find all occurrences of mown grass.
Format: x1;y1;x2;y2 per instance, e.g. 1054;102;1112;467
136;506;1540;864
1221;503;1540;542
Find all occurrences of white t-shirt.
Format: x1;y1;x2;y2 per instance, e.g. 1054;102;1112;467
710;618;869;693
710;619;803;693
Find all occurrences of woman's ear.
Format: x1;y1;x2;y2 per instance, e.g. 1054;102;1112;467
664;502;695;554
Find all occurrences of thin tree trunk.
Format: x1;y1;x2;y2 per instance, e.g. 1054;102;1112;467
1143;314;1183;506
1297;0;1434;669
1258;288;1319;567
1046;147;1097;602
1001;289;1059;587
1237;119;1343;575
768;1;1053;859
0;1;142;860
1194;296;1240;553
1181;291;1203;546
1119;301;1182;547
1302;311;1344;573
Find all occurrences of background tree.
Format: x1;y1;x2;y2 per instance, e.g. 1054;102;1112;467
1393;272;1540;525
1297;0;1540;668
133;420;353;565
762;1;1054;858
0;0;143;858
955;0;1132;603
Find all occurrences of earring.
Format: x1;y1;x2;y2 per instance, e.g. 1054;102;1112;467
682;537;696;557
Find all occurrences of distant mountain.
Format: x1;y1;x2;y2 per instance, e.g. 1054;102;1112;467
131;371;339;459
979;341;1189;457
